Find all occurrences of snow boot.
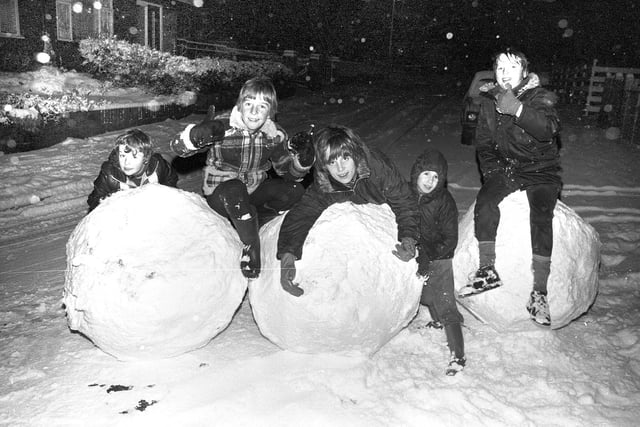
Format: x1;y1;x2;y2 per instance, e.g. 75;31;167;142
423;304;442;329
526;290;551;326
444;323;465;376
425;320;444;329
232;210;261;279
458;264;503;297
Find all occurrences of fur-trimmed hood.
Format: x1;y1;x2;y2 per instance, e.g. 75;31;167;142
479;72;541;98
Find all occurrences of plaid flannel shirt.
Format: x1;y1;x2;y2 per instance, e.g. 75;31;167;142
172;107;310;196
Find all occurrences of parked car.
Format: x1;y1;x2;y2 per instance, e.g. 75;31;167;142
461;70;494;145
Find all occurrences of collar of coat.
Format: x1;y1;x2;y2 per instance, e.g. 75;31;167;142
479;72;541;97
314;146;373;193
229;105;279;138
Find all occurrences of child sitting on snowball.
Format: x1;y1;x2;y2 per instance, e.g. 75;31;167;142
411;148;466;376
87;129;178;212
170;76;315;279
458;48;561;327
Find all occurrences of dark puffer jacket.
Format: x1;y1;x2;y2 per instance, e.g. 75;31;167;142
476;73;562;188
87;149;178;212
410;149;458;275
277;146;419;260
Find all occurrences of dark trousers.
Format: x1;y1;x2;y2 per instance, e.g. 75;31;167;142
206;178;305;225
420;258;464;325
474;175;559;257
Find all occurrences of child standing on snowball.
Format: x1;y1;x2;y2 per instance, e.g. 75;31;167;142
170;77;314;279
87;129;178;212
458;48;561;327
411;148;465;376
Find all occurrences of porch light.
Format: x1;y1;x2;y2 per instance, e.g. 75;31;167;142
72;2;83;13
93;1;103;10
35;52;51;64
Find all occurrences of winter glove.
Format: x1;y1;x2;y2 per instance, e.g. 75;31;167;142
288;125;316;168
189;105;225;148
417;258;431;278
392;237;417;262
495;85;522;116
280;252;304;297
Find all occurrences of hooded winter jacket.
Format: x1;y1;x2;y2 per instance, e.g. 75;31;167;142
476;73;562;188
277;146;419;260
410;149;458;275
87;149;178;212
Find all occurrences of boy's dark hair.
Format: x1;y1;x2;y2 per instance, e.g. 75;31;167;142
236;76;278;119
492;48;529;74
314;125;366;171
114;129;153;160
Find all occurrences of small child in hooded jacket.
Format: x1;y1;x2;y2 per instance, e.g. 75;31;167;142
87;129;178;212
410;148;465;376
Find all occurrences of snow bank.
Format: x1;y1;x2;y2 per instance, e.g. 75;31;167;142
249;203;423;355
454;191;600;330
63;184;247;361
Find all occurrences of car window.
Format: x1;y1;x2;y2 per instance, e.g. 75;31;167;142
466;71;495;98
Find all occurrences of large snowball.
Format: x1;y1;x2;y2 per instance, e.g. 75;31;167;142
63;184;247;360
454;190;600;330
249;203;423;355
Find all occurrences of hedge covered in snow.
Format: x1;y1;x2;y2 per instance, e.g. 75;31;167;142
79;36;295;95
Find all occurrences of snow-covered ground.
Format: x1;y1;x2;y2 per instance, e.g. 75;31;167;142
1;72;640;426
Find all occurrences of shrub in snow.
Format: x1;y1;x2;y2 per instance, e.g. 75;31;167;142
249;203;423;355
63;185;247;360
454;191;600;330
78;36;294;95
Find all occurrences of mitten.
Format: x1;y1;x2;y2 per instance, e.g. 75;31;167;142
495;85;522;116
189;105;225;148
280;252;304;296
392;237;417;262
288;125;315;168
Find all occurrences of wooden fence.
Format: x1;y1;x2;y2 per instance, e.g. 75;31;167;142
550;60;640;145
174;38;279;61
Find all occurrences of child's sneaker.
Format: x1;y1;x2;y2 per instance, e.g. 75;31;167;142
240;244;260;279
458;264;503;297
526;290;551;326
425;320;443;329
445;354;466;376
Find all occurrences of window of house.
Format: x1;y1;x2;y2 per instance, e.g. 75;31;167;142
56;0;113;42
0;0;21;37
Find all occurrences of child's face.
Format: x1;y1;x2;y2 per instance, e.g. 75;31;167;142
495;53;525;90
118;145;146;176
325;148;357;185
240;94;270;132
417;171;438;194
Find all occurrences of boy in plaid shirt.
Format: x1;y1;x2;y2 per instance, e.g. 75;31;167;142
171;77;314;279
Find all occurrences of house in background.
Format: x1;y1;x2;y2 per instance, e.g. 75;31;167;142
0;0;211;71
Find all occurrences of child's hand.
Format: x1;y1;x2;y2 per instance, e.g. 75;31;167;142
280;253;304;296
392;237;417;262
495;84;522;116
288;128;315;168
189;106;225;147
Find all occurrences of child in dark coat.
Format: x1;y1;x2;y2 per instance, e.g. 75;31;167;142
87;129;178;212
277;125;420;297
458;48;561;327
411;148;465;376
